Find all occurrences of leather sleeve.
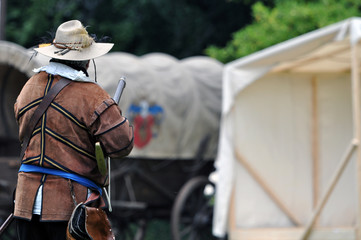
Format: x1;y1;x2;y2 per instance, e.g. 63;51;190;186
90;99;134;158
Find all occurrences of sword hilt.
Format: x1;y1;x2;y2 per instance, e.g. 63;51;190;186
113;77;126;104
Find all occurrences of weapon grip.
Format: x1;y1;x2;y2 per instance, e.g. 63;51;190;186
113;77;126;104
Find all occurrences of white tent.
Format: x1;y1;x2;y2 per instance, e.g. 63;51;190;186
213;17;361;240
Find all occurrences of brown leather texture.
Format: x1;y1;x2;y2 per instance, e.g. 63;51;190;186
66;204;114;240
20;78;71;159
85;206;114;240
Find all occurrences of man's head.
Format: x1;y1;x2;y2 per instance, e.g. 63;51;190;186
35;20;113;61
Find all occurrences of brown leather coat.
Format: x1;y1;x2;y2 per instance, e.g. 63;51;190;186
14;71;134;221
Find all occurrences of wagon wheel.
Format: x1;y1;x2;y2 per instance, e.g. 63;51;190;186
171;176;216;240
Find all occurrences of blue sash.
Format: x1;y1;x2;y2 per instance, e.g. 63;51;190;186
19;164;102;195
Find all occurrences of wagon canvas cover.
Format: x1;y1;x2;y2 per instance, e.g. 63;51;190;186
94;53;223;159
31;52;223;159
213;17;361;239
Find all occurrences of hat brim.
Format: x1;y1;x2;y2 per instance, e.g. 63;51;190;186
34;42;114;61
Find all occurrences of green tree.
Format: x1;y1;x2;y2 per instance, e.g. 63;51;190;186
205;0;361;63
5;0;254;59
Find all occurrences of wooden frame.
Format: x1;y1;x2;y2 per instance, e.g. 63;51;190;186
228;43;361;240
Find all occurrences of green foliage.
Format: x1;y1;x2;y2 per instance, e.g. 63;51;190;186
6;0;84;46
205;0;361;63
5;0;253;59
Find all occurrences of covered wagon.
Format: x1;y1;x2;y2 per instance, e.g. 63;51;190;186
213;17;361;240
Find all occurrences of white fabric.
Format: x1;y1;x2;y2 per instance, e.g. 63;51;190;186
33;185;43;215
33;62;92;82
316;74;356;226
213;17;361;237
233;74;314;227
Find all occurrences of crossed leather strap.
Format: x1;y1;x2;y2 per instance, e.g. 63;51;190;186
20;77;72;159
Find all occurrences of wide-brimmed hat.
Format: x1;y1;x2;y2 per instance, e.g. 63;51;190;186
35;20;114;61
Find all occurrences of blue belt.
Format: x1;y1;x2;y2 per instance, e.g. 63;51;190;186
19;164;102;195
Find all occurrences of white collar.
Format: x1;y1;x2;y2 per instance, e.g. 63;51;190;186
33;62;93;82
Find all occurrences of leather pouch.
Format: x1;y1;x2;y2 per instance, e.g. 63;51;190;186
66;195;114;240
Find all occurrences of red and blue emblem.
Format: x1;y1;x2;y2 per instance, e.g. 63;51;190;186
128;100;164;148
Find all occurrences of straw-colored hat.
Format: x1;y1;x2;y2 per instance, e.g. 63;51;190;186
34;20;114;61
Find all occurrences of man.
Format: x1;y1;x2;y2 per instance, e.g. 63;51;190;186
13;20;134;239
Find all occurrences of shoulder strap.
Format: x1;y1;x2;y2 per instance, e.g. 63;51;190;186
20;77;72;159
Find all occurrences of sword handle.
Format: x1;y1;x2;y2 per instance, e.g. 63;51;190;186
113;77;126;104
0;213;14;236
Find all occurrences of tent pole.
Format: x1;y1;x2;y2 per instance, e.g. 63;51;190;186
235;149;301;226
299;139;357;240
311;76;319;210
351;43;361;240
271;45;350;73
229;188;236;232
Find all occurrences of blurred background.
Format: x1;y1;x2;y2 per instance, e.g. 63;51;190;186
1;0;361;240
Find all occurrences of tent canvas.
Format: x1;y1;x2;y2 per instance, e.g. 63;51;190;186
213;17;361;240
